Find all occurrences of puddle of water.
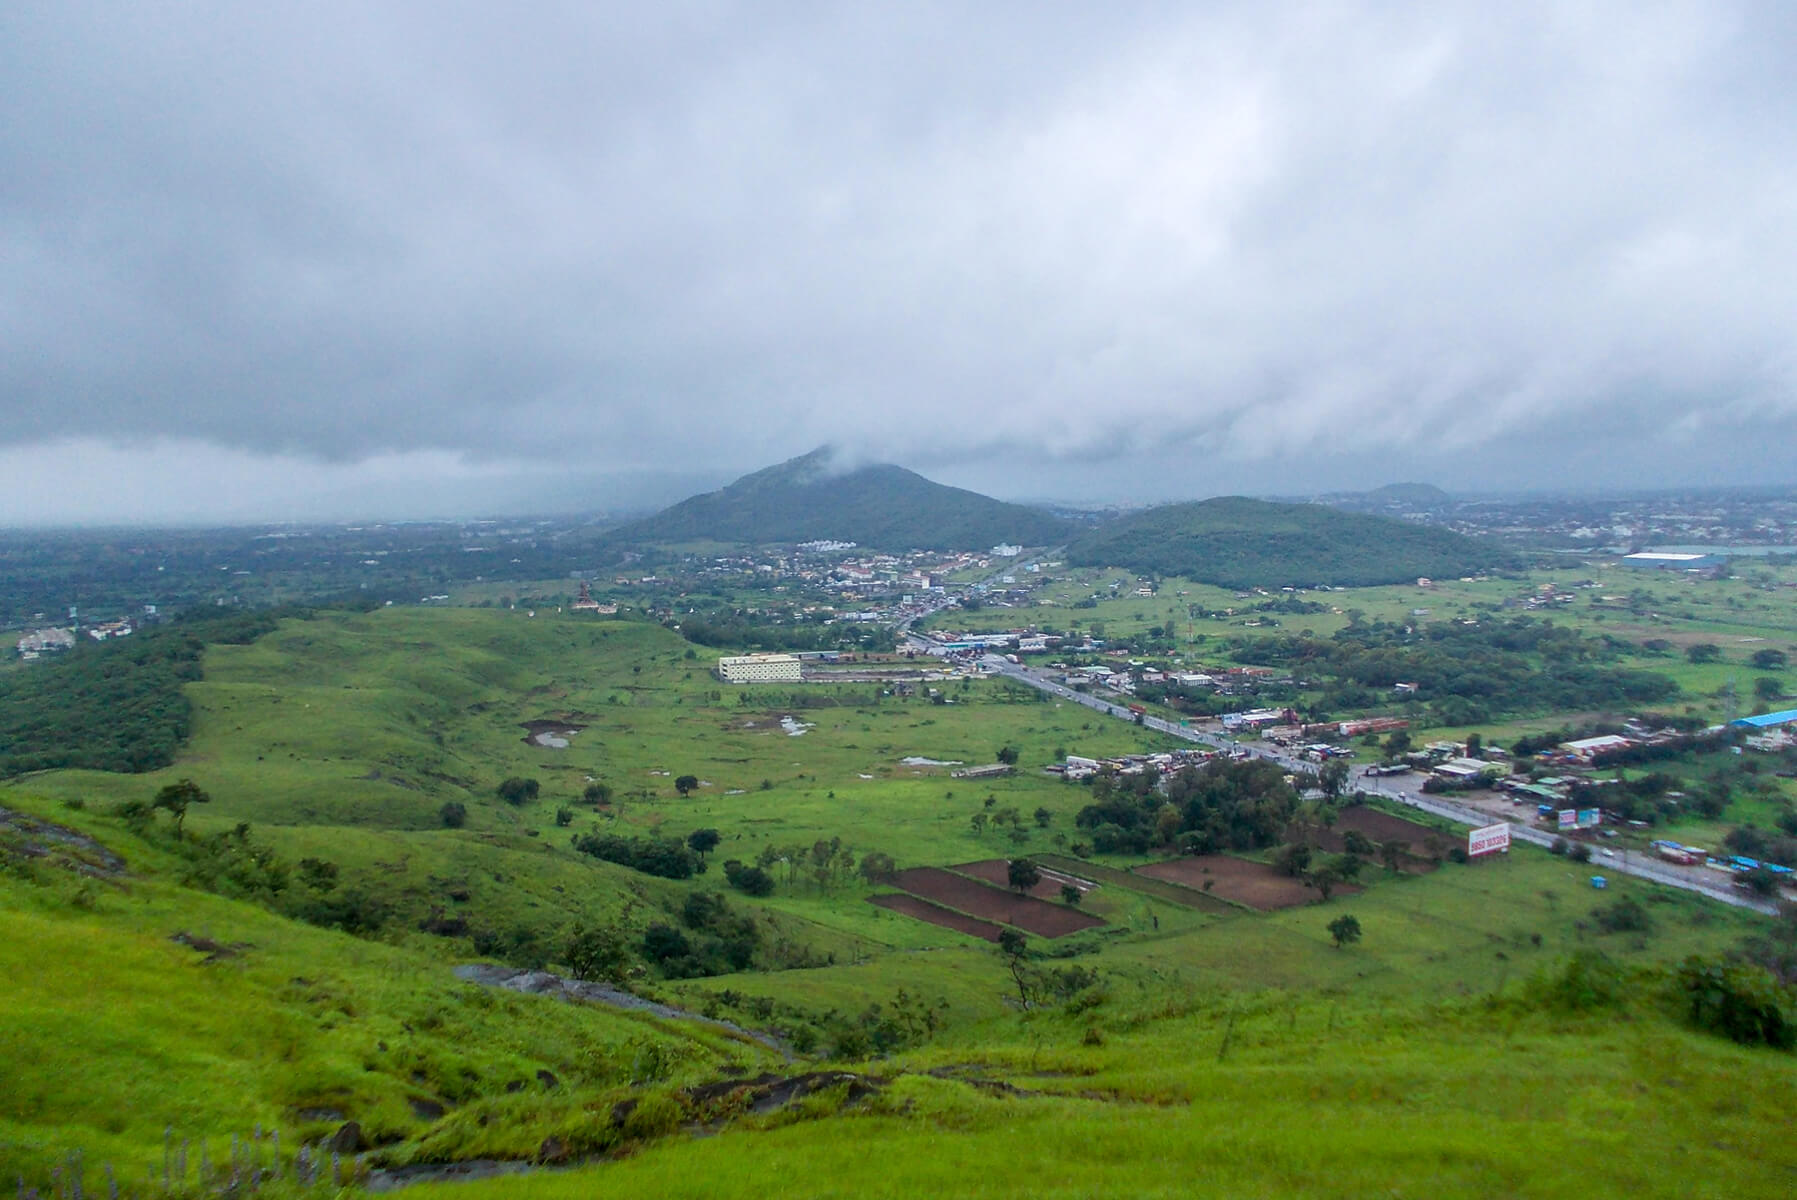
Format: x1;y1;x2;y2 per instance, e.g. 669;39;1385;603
780;715;812;737
899;756;963;767
532;732;571;748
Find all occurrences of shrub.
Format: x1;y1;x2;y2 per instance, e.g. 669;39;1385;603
1594;895;1652;934
1524;951;1628;1013
723;860;775;896
440;801;467;828
1677;957;1796;1048
572;832;697;879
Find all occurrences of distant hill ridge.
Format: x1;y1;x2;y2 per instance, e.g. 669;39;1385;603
609;447;1072;550
1065;496;1508;587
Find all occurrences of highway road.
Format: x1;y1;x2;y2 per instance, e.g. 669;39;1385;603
962;651;1780;916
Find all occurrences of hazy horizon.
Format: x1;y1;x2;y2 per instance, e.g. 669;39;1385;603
6;3;1795;525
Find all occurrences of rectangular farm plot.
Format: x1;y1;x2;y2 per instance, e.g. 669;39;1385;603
891;867;1106;937
949;859;1098;903
1309;806;1446;873
1035;853;1240;913
868;893;1005;942
1135;855;1359;911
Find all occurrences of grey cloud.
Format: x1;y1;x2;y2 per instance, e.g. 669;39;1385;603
2;1;1795;521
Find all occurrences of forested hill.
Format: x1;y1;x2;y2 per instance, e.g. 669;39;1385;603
608;448;1072;551
1065;496;1510;587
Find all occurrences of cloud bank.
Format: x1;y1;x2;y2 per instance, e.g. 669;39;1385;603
3;2;1794;520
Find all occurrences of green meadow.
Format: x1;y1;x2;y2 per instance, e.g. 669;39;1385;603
3;599;1794;1196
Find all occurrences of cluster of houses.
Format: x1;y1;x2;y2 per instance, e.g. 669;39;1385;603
14;611;152;658
1050;748;1222;781
14;626;76;659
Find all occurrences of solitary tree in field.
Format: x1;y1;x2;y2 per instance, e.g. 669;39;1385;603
1687;643;1722;664
497;777;540;806
687;828;721;861
1380;839;1407;873
151;779;209;836
1328;913;1362;949
997;927;1034;1007
674;774;699;797
1751;649;1788;671
583;781;614;807
995;745;1020;765
1007;857;1041;894
1060;883;1082;906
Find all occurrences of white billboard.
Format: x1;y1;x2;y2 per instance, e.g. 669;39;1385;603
1469;823;1511;857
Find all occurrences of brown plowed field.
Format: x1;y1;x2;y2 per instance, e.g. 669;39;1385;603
892;867;1106;937
1136;855;1359;911
949;859;1098;903
1035;854;1240;912
869;893;1005;942
1308;806;1446;872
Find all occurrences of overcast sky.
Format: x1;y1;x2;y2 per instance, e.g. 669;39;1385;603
5;2;1795;524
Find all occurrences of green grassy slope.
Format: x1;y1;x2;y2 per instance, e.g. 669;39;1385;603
1065;497;1510;587
423;988;1797;1200
5;602;1794;1198
0;803;775;1182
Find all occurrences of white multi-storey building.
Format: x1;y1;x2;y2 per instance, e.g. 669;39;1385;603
717;653;803;683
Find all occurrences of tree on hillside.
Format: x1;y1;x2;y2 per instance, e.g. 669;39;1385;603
151;778;209;836
997;928;1033;1007
1380;839;1408;873
1007;857;1041;894
674;774;699;797
1751;649;1788;671
440;801;467;828
1328;913;1362;949
687;828;721;861
995;745;1020;765
1687;643;1722;664
583;781;614;806
1755;677;1784;703
1060;883;1083;906
565;924;632;983
497;777;540;806
1383;731;1412;758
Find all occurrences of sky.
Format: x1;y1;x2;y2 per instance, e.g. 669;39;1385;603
4;2;1795;524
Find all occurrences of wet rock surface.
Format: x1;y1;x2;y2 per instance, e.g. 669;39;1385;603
452;963;789;1057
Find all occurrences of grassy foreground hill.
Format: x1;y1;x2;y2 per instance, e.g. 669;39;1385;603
1065;496;1509;588
609;448;1071;550
4;604;1795;1197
